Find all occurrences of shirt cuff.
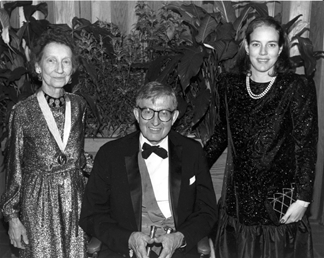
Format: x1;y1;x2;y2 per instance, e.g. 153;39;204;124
296;200;310;207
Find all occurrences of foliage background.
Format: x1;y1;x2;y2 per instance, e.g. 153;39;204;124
0;1;323;142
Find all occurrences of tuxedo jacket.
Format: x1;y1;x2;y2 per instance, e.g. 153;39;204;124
79;130;217;256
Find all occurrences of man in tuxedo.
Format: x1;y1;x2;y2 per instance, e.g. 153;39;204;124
79;81;217;258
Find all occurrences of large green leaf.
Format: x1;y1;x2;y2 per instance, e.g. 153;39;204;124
18;80;33;101
23;17;50;46
145;55;175;83
232;5;254;32
191;86;211;126
204;22;237;62
178;45;205;91
4;2;49;47
176;95;188;120
72;17;92;30
197;100;217;145
166;3;207;30
80;58;98;86
0;8;10;45
23;2;48;21
212;1;237;23
215;22;236;41
0;69;11;79
3;1;32;17
313;51;324;60
8;67;27;82
209;40;238;62
179;29;194;44
282;14;302;35
295;36;317;77
195;14;219;43
156;55;182;84
8;86;18;103
232;2;268;40
248;2;268;17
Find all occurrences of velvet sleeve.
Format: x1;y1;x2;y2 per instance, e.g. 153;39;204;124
203;75;229;168
290;76;318;202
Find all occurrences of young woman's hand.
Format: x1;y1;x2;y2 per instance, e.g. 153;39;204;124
280;201;307;224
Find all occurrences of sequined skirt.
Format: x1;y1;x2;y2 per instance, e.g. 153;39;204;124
18;168;87;258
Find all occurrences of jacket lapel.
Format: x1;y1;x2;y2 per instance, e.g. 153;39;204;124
168;136;182;227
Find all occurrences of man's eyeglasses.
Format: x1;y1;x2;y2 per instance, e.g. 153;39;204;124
136;107;176;122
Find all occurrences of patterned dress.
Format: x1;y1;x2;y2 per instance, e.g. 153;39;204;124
0;91;87;258
204;73;318;258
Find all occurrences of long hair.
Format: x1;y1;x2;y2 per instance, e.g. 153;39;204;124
236;16;292;76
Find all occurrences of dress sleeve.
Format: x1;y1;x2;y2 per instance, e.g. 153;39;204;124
203;75;229;168
0;105;25;221
290;76;318;202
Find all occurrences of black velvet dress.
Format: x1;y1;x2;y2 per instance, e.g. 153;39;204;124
204;73;318;258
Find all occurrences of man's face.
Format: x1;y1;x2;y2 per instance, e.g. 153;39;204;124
134;96;179;145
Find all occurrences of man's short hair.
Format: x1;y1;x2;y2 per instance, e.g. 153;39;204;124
136;81;178;110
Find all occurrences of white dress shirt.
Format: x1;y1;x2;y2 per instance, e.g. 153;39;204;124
140;134;172;218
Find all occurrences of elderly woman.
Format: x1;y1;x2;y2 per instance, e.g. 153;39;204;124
0;28;87;257
204;16;318;258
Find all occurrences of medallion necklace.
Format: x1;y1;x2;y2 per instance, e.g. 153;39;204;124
37;90;71;165
246;75;276;99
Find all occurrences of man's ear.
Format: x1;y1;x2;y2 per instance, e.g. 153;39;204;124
171;110;179;125
133;108;140;123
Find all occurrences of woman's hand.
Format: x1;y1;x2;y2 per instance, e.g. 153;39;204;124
280;201;307;224
8;217;29;249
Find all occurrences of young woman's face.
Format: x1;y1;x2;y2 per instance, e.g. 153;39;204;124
35;42;73;90
245;25;283;78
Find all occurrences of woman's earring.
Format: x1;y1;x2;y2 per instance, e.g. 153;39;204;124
68;77;72;84
37;73;42;81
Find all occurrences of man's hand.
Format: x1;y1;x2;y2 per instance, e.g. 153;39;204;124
280;201;307;224
8;217;29;249
154;232;184;258
128;232;154;258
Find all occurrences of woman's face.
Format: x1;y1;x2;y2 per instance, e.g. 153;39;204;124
245;25;283;78
35;42;73;90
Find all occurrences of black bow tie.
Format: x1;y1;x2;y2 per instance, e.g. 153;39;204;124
142;142;168;159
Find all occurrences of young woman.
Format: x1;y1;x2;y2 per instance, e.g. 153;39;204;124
204;16;318;258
